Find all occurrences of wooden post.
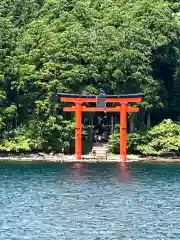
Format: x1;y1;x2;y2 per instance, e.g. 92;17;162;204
120;103;127;162
75;103;82;160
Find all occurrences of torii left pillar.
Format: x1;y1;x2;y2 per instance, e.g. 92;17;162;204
75;103;82;160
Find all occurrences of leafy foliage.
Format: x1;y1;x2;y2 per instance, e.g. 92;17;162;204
137;119;180;156
109;119;180;156
0;0;180;153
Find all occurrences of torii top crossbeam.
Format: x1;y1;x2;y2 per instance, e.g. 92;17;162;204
57;93;144;103
57;92;144;161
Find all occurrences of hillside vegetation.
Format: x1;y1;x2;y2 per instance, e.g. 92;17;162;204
0;0;180;154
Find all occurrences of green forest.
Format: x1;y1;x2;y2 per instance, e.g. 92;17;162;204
1;0;180;156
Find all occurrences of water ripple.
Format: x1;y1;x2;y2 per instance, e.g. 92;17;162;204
0;162;180;239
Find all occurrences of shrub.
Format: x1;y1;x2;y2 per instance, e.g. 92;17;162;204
0;117;76;153
0;136;31;152
108;132;143;154
108;132;120;154
137;119;180;156
108;119;180;156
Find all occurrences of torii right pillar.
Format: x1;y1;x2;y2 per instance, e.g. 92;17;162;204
120;103;127;162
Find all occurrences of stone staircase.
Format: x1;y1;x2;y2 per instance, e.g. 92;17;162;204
91;143;109;160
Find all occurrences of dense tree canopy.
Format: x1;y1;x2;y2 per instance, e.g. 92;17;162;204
0;0;180;153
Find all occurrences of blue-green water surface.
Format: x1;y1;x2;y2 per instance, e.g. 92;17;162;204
0;162;180;239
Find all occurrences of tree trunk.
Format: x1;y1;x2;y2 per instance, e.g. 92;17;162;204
129;119;134;132
147;112;151;127
111;114;114;134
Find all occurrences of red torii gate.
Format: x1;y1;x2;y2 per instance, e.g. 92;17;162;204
57;93;144;162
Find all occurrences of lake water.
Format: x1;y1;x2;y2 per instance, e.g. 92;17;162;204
0;162;180;239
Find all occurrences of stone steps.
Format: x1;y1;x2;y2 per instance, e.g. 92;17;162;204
91;143;109;159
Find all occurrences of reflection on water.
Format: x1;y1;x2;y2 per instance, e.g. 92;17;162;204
0;162;180;239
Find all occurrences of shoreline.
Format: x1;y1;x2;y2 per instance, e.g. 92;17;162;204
0;152;180;163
